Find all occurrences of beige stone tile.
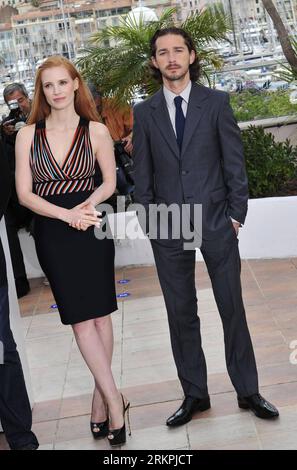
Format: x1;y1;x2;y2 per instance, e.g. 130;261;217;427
122;424;188;450
123;265;158;280
38;443;54;450
197;288;216;303
63;365;97;398
257;362;297;387
54;437;110;450
123;306;167;325
188;413;258;450
123;332;171;355
37;290;55;303
123;295;166;314
250;329;285;348
25;334;73;368
33;398;61;423
55;414;93;442
121;380;182;408
32;419;58;445
278;326;297;346
258;382;297;408
30;364;68;402
63;364;121;398
60;394;92;419
259;430;297;450
122;362;177;388
254;405;297;450
123;347;173;370
203;352;227;375
34;301;60;316
254;344;291;367
214;440;261;450
27;312;72;339
129;400;183;430
22;316;33;337
124;319;170;340
253;404;297;435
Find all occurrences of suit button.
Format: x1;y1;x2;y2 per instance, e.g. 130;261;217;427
181;170;188;176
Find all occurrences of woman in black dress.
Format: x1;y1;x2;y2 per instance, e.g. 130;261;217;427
15;56;129;446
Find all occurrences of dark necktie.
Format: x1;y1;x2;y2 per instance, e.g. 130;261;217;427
174;95;185;152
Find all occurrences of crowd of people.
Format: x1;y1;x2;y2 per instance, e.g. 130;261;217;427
0;27;279;451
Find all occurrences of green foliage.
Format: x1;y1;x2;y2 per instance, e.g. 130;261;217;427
230;89;297;122
242;126;297;198
77;5;231;104
274;36;297;82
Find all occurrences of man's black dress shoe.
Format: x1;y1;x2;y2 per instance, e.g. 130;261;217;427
238;393;279;419
166;396;211;427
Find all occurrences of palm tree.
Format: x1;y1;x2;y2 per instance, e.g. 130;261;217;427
262;0;297;75
77;5;231;105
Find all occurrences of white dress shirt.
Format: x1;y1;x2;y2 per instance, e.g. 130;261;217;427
163;81;192;136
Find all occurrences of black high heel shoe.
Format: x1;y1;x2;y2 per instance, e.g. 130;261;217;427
90;419;109;439
107;394;131;446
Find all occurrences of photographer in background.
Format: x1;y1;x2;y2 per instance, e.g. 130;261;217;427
88;83;133;155
1;83;32;299
88;84;135;204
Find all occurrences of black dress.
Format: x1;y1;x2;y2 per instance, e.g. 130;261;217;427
30;117;117;325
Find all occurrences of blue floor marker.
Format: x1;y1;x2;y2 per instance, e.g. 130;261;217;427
117;279;131;284
117;292;131;298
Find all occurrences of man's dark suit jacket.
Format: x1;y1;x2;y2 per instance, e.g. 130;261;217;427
0;140;11;222
133;82;249;240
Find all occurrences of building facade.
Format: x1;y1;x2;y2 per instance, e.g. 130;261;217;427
2;0;177;69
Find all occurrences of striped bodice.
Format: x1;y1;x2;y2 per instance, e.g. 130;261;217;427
30;117;95;197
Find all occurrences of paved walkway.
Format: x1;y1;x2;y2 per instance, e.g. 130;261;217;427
1;258;297;450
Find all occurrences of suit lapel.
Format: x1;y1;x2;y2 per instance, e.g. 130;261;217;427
181;83;210;157
150;84;210;160
150;89;180;160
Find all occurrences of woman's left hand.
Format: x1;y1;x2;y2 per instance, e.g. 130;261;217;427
69;201;101;231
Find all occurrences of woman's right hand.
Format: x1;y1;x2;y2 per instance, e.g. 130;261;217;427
65;206;101;231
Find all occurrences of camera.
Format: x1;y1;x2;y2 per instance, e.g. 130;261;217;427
5;99;26;130
114;140;135;196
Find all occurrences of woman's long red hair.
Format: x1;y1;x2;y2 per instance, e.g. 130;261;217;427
27;55;99;124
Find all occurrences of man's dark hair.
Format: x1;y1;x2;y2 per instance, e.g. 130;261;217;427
3;83;29;103
149;27;201;83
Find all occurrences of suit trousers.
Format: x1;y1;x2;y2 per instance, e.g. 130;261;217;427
0;239;38;450
4;204;28;283
151;229;259;398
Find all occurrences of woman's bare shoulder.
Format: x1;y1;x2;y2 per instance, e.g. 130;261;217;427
89;120;110;137
17;123;36;143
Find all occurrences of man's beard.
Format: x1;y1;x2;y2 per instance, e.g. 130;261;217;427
162;68;188;82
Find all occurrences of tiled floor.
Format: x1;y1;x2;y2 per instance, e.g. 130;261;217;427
1;258;297;450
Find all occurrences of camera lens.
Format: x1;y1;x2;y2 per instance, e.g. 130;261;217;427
7;99;21;121
7;99;19;110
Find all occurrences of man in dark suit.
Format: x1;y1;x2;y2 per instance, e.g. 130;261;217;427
1;83;32;298
132;27;279;426
0;140;39;450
